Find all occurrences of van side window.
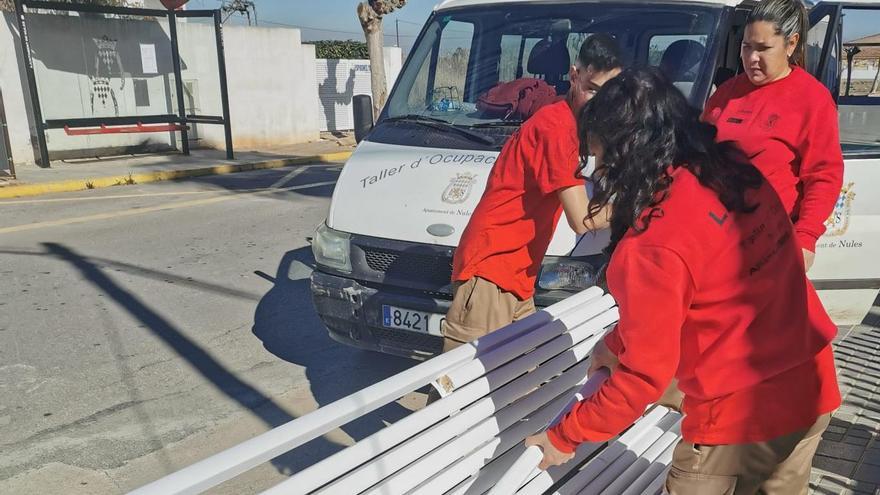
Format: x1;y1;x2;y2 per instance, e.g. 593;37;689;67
649;34;708;98
838;8;880;155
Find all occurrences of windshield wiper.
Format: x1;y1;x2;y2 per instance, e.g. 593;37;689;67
382;114;495;146
469;120;525;128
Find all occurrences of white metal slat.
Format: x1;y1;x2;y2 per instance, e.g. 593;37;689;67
518;406;670;495
406;388;584;495
266;290;609;495
575;412;681;495
602;419;682;495
318;331;603;495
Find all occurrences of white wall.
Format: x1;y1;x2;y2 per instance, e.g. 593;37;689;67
0;12;321;166
316;46;403;132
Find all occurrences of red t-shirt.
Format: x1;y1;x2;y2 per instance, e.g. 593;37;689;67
452;100;582;300
703;66;844;252
548;166;841;452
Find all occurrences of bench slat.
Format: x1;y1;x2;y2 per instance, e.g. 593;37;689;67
322;353;594;494
602;420;682;495
376;389;579;494
439;295;616;393
573;412;681;495
517;407;669;495
263;292;608;495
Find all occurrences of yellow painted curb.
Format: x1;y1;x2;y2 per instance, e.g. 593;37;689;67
0;151;352;200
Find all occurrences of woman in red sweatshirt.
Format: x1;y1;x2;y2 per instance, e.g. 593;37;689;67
525;67;840;493
703;0;844;271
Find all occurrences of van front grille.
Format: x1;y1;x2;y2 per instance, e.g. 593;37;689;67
362;248;453;286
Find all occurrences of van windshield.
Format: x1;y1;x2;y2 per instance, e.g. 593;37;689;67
376;3;723;149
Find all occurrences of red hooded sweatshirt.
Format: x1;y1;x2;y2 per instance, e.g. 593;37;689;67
548;166;840;452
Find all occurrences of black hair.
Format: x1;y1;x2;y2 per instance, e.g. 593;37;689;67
577;33;623;72
747;0;809;67
578;67;764;254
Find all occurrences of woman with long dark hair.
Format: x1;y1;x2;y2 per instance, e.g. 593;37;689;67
526;67;840;493
705;0;843;272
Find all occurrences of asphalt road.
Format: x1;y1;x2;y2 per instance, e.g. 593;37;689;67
0;163;419;494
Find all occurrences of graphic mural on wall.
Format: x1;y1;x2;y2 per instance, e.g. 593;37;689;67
90;35;125;116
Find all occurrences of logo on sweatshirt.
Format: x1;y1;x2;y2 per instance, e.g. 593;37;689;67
442;173;478;204
825;182;856;236
761;113;781;131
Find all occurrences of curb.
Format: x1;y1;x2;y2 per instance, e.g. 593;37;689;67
0;151;352;200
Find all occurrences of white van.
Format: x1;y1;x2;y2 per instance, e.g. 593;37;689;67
311;0;880;360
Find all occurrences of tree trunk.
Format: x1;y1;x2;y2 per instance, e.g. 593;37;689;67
871;56;880;95
358;2;387;121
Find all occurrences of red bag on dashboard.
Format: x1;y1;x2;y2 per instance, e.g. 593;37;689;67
476;78;560;121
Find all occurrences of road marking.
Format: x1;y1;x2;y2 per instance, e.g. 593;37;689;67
0;190;220;205
270;165;311;189
0;181;337;235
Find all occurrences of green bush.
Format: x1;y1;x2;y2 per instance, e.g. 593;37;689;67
310;40;370;60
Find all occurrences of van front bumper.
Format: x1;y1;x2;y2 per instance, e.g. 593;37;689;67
310;270;449;360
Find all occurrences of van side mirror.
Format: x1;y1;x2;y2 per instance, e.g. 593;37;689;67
353;95;374;144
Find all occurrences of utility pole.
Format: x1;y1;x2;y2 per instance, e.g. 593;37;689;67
396;19;400;47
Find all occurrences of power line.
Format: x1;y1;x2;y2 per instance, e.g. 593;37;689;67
259;19;421;39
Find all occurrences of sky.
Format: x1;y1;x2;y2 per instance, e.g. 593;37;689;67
187;0;438;50
184;0;878;47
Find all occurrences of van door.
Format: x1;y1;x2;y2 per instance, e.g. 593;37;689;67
806;2;880;289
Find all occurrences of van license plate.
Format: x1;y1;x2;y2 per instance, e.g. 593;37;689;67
382;305;443;336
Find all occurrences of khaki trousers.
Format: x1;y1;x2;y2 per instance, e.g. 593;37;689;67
665;414;831;495
441;277;536;352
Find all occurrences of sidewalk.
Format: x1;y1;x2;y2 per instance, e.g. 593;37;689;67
811;295;880;495
0;133;355;199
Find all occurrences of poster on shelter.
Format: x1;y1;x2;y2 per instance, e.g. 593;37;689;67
140;43;158;74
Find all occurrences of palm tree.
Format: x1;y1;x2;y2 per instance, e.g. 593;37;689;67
357;0;406;120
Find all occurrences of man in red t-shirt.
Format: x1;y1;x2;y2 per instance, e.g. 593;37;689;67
441;35;622;352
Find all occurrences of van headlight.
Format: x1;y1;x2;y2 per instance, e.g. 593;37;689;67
538;259;596;291
312;223;352;273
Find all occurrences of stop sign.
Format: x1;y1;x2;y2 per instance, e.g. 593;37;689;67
160;0;190;9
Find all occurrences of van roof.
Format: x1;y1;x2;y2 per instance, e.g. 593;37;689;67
434;0;744;11
433;0;874;12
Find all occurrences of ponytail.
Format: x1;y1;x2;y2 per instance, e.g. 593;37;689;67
748;0;809;66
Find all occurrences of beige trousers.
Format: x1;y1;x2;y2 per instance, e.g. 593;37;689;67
665;414;831;494
441;277;536;352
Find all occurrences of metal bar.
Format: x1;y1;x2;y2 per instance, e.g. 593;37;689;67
23;0;169;17
838;96;880;106
214;10;234;160
185;115;225;124
64;123;187;136
168;11;189;155
175;9;218;17
440;293;614;393
279;301;612;494
44;115;181;129
14;0;49;167
0;86;15;178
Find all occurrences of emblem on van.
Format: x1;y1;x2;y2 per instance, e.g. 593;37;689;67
427;224;455;237
825;182;856;236
442;173;477;204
